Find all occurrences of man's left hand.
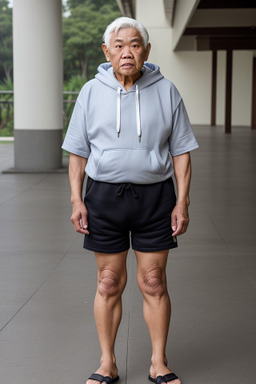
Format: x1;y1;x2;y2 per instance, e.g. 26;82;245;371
171;202;189;236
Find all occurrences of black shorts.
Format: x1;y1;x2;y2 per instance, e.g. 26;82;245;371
83;177;178;254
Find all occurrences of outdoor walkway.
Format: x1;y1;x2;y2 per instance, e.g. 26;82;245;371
0;126;256;384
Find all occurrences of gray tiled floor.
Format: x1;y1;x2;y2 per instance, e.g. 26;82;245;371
0;126;256;384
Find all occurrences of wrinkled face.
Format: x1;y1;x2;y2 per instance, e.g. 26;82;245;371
102;28;151;83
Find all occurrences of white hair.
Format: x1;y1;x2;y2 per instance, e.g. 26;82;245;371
103;17;149;49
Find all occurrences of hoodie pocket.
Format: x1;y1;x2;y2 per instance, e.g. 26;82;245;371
95;148;164;183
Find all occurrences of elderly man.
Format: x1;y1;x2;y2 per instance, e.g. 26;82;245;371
62;17;198;384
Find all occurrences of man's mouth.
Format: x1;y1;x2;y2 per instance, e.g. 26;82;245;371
121;63;134;68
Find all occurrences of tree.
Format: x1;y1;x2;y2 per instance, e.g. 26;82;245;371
67;0;118;10
67;0;86;9
0;0;13;82
63;0;121;81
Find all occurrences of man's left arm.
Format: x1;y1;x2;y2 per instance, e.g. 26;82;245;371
171;152;192;237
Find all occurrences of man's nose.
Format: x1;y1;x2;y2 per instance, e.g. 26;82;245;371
122;49;133;58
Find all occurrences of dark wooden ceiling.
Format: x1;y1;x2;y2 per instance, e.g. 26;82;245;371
198;0;256;9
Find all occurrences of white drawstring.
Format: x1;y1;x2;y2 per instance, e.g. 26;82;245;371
116;85;141;142
117;87;121;137
136;85;141;142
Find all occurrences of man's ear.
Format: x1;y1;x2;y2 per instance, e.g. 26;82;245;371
145;43;151;61
102;44;110;62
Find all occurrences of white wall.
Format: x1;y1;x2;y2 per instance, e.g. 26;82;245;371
232;51;253;126
136;0;254;126
215;51;253;126
172;0;200;50
147;26;212;124
136;0;211;124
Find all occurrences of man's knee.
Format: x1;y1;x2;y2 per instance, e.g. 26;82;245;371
98;268;126;298
138;267;167;297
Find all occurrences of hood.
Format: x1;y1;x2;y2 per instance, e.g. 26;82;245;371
95;62;164;142
95;62;164;91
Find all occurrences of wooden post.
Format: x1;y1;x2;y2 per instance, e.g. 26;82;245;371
211;50;217;126
225;50;233;134
252;57;256;129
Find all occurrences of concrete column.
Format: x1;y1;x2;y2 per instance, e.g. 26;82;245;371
13;0;63;171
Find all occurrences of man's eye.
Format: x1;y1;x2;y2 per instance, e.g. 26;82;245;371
132;45;138;48
116;45;122;49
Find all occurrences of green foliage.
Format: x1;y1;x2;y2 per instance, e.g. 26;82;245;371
67;0;86;8
0;0;13;83
63;75;87;135
0;75;13;90
63;0;121;81
67;0;119;11
64;74;87;92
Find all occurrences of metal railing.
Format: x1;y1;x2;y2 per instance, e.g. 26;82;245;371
0;90;79;138
63;91;79;130
0;91;13;137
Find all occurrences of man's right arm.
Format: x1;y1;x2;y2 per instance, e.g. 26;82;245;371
69;153;89;235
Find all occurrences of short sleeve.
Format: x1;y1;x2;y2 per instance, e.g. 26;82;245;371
62;100;90;158
169;99;199;156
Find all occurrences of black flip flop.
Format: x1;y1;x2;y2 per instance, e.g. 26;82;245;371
88;373;119;384
148;373;179;384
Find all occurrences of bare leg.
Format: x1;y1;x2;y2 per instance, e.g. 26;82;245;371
135;250;181;384
86;251;128;384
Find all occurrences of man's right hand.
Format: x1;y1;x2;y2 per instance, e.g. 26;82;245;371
71;201;89;235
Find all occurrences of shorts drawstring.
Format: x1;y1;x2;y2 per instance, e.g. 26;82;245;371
116;183;139;199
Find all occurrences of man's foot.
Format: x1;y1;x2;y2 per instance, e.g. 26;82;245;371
86;362;119;384
149;362;181;384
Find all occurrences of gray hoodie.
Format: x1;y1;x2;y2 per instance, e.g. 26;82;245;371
62;62;198;184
